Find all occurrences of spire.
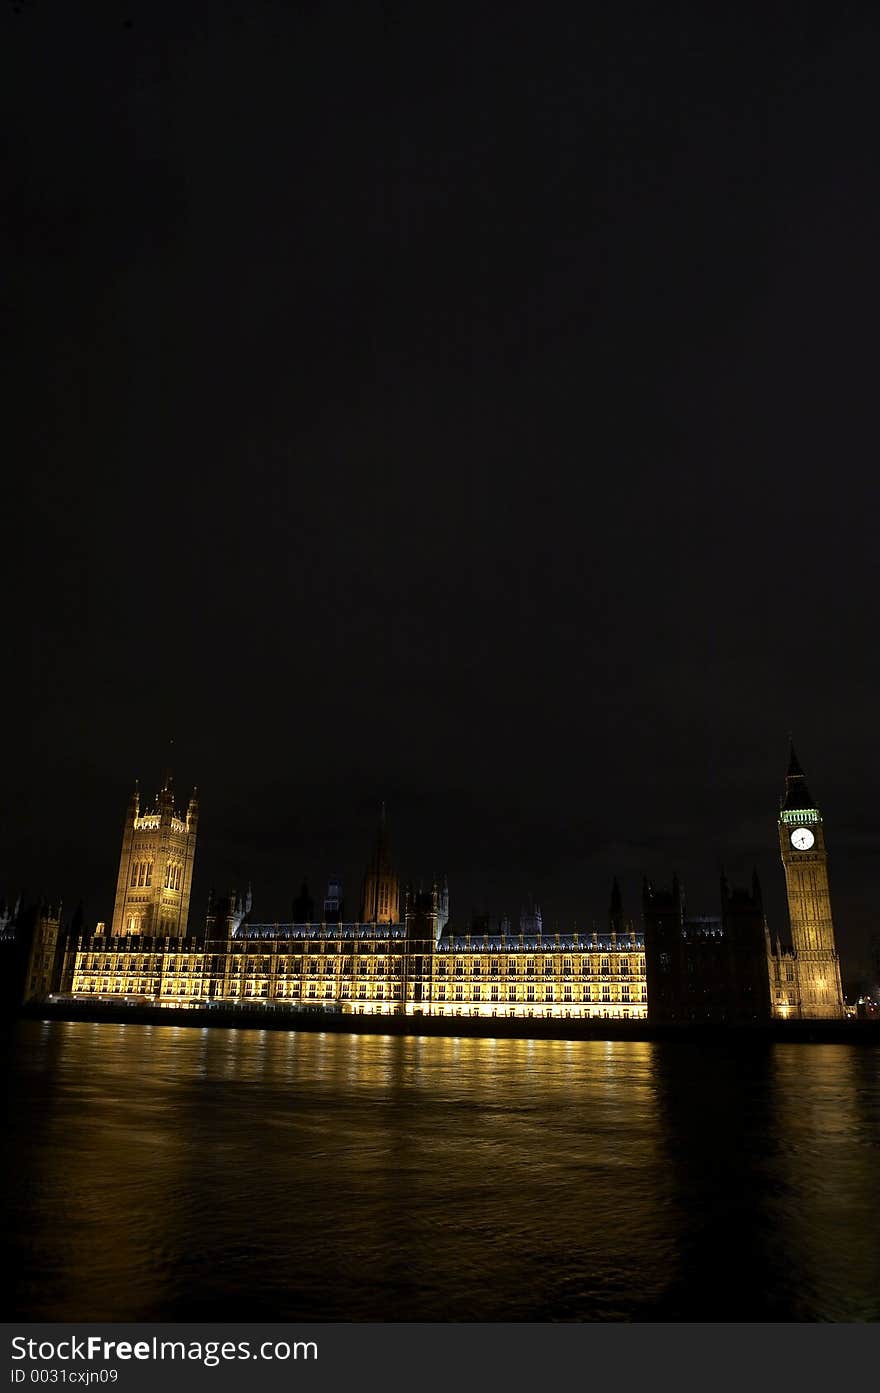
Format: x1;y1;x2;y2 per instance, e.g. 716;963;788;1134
781;740;816;811
163;736;175;790
787;738;804;778
374;802;391;871
671;873;683;910
609;877;623;931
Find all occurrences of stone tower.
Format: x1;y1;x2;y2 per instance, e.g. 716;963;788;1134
778;744;844;1018
22;903;63;1003
359;804;400;924
110;774;199;937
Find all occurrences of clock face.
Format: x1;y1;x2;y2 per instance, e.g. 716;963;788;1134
790;827;815;851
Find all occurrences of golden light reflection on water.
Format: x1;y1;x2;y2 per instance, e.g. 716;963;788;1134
3;1022;878;1321
766;1046;880;1321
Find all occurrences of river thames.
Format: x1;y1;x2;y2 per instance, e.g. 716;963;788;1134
2;1020;879;1321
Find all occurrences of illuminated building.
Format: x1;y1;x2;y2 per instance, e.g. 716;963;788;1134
770;745;845;1019
358;805;399;924
110;775;199;937
38;785;645;1018
54;884;646;1020
642;746;846;1022
22;745;843;1025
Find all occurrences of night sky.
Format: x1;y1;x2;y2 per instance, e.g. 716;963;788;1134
5;1;880;976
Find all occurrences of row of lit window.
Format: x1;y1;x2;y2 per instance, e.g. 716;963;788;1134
75;982;407;1001
79;955;199;972
433;984;645;1001
76;957;644;986
434;1007;647;1018
74;977;646;1002
436;958;641;977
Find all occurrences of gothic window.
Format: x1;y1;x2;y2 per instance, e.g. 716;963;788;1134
130;863;138;887
145;862;153;887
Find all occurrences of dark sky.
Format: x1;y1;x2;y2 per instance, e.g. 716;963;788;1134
5;1;880;977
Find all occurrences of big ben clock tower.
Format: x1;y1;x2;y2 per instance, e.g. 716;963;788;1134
778;744;844;1018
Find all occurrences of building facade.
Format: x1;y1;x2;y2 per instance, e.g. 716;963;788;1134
110;776;199;938
55;887;646;1020
770;745;845;1019
643;874;772;1024
25;747;844;1024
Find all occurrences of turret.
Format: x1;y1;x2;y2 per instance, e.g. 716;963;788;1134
359;804;400;923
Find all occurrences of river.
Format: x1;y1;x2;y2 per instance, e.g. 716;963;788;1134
2;1020;878;1321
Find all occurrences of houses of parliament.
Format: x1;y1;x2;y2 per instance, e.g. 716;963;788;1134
21;747;845;1022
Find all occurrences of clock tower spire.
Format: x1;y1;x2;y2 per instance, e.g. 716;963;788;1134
777;744;844;1018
